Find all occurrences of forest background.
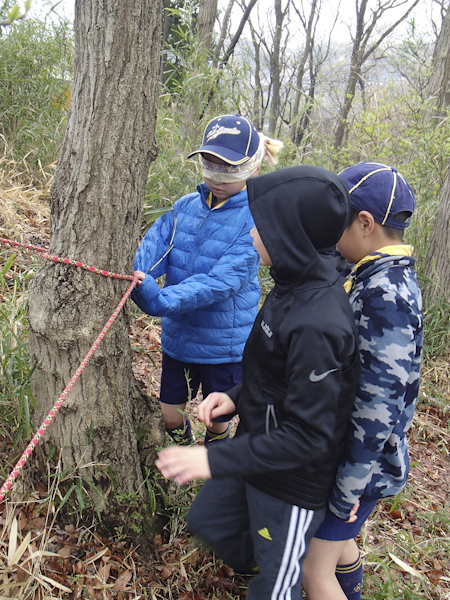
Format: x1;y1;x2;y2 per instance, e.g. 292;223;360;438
1;0;450;599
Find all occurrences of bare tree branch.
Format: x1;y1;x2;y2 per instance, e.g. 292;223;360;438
219;0;258;67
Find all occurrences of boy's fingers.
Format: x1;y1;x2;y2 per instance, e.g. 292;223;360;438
198;393;221;426
155;446;210;483
197;404;211;427
133;270;146;287
345;500;360;522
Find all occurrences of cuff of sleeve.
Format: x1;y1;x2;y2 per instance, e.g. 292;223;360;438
207;444;232;479
227;382;241;409
131;275;160;310
139;275;160;297
328;500;352;521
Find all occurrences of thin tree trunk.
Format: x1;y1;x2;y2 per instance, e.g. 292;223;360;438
421;7;450;122
160;0;172;85
294;60;316;147
249;20;262;129
196;0;258;122
27;0;165;535
213;0;234;67
268;0;285;136
425;165;450;298
334;64;360;150
219;0;258;68
197;0;218;52
290;0;317;143
333;0;420;153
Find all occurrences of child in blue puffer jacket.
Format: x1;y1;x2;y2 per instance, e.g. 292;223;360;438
132;114;282;444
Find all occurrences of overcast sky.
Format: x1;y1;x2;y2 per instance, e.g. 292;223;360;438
34;0;439;42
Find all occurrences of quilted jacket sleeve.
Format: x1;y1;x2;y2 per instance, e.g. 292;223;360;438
133;209;175;279
131;210;175;312
132;234;259;317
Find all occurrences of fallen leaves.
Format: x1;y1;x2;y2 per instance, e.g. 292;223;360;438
0;320;449;599
0;496;249;600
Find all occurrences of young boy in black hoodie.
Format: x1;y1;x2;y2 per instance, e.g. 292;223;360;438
155;165;360;600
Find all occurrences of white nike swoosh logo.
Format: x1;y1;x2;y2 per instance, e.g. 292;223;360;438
309;368;338;382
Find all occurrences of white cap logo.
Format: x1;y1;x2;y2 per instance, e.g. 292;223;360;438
206;124;241;142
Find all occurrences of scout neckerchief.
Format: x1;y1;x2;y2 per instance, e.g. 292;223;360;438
343;244;413;293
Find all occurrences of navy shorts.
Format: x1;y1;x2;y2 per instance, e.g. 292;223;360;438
159;353;242;410
314;498;379;541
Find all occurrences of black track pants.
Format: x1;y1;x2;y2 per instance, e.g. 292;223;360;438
187;476;325;600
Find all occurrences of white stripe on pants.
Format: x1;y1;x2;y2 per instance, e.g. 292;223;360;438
271;505;314;600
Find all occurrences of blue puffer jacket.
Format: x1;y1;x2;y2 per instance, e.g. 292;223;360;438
131;183;261;364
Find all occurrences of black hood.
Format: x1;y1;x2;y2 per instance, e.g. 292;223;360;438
247;165;350;281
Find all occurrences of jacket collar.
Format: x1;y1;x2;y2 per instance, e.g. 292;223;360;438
197;182;248;210
344;245;415;293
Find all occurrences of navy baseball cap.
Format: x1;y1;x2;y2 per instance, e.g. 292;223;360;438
188;115;260;165
339;162;416;229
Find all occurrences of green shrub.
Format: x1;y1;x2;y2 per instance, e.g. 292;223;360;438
0;251;37;446
0;14;73;170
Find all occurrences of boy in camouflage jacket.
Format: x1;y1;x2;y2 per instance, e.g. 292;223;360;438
303;162;424;600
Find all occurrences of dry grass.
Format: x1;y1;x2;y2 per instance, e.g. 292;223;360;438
421;355;450;406
0;135;51;245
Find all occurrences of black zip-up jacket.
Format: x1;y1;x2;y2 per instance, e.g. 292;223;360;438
207;166;360;510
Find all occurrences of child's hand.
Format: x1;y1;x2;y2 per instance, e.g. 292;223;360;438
134;270;146;287
155;445;211;485
346;500;360;523
198;392;236;428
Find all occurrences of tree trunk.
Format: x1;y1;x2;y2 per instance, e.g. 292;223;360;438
160;0;172;85
268;0;285;136
334;63;360;151
196;0;258;122
251;26;263;130
290;0;317;144
213;0;234;67
333;0;366;152
27;0;165;536
218;0;258;68
294;57;317;147
197;0;218;52
421;7;450;122
425;165;450;299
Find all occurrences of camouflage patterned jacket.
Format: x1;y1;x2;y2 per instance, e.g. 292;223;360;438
328;252;424;520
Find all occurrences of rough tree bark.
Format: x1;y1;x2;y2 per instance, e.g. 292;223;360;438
425;166;450;298
197;0;219;52
27;0;165;535
422;7;450;298
421;6;450;123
